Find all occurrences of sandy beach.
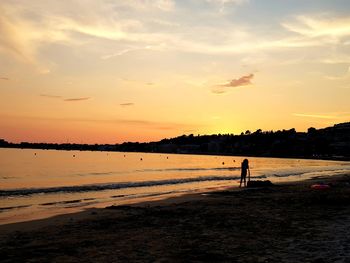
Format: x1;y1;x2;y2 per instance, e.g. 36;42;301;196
1;174;350;262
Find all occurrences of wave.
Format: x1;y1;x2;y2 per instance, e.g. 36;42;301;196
72;167;241;177
271;172;304;178
135;166;241;172
0;205;32;211
0;175;265;197
74;171;119;177
263;167;350;178
39;198;98;208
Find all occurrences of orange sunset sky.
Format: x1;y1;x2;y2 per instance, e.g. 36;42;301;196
1;0;350;144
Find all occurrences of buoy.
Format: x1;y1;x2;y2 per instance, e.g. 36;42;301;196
222;162;225;165
73;155;75;157
140;158;143;161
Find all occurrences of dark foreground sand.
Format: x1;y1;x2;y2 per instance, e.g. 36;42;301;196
1;174;350;263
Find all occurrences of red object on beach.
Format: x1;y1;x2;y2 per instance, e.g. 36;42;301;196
311;184;330;190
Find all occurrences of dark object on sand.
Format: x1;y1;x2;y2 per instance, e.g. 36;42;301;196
247;180;273;188
311;184;330;190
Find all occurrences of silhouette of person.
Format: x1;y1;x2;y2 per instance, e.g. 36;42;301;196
239;159;250;187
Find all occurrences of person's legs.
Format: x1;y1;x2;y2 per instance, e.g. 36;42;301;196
240;171;246;187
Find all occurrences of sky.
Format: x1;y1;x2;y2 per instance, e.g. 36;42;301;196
0;0;350;144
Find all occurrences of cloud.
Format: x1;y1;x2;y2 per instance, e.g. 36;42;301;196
115;0;175;12
153;0;175;11
324;65;350;80
0;0;329;68
293;113;337;119
0;0;176;62
293;111;350;120
64;97;91;102
2;0;349;76
0;4;68;66
40;94;62;99
282;15;350;40
101;46;154;59
0;1;142;65
40;94;91;101
0;77;9;80
211;88;227;94
320;57;350;64
151;18;179;27
219;74;254;87
1;113;203;132
120;103;135;107
211;74;254;94
206;0;249;13
206;0;248;4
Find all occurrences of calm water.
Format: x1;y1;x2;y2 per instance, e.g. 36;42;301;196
1;148;350;224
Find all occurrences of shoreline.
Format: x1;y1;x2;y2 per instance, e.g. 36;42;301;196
1;173;350;262
0;174;348;232
0;188;211;233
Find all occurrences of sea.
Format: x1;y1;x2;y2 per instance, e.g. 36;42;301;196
1;148;350;224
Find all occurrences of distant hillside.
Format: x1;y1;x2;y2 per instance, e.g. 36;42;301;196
1;122;350;160
114;122;350;160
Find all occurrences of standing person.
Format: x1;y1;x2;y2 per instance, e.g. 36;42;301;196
239;159;250;187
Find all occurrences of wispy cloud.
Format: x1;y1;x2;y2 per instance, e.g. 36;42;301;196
212;74;254;94
1;113;203;132
40;94;62;99
219;74;254;87
206;0;249;13
319;55;350;64
0;2;139;65
211;88;227;94
283;15;350;40
152;0;175;12
118;0;176;12
120;103;135;107
324;65;350;80
206;0;248;3
293;113;337;119
40;94;90;102
64;97;91;102
293;111;350;120
1;0;349;92
101;46;154;59
1;0;339;69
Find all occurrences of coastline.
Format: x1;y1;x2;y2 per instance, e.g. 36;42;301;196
1;121;350;162
1;146;349;161
1;173;350;262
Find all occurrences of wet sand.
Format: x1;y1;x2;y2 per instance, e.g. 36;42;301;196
1;174;350;262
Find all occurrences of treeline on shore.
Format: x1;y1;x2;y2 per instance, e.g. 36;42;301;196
1;122;349;160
